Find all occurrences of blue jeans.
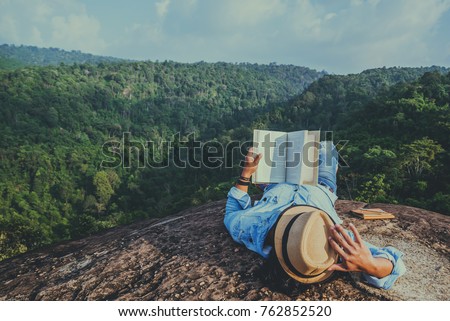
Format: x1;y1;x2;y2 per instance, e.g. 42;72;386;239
318;141;338;194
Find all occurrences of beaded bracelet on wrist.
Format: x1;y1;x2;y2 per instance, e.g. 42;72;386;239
236;179;250;186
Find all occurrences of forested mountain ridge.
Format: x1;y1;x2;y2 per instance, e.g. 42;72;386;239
259;65;450;130
0;44;125;68
0;59;325;260
0;60;325;144
259;70;450;216
0;44;448;262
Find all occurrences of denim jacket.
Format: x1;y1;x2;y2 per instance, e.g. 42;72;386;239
224;182;406;290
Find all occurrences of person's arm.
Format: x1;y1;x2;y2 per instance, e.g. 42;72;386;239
224;147;262;244
328;224;394;278
225;147;263;214
328;223;406;289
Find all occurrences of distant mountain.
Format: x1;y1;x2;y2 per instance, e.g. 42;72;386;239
0;42;448;266
260;68;450;215
269;65;450;130
0;58;326;261
0;44;125;68
0;56;26;70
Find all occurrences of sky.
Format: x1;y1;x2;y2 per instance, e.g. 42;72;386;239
1;0;450;74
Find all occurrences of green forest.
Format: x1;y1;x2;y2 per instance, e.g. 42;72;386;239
0;44;124;68
0;45;449;261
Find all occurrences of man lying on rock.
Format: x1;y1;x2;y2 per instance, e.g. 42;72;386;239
224;141;406;290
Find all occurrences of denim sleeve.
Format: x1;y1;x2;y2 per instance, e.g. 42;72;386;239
346;230;406;290
224;187;252;244
225;186;252;212
362;245;406;290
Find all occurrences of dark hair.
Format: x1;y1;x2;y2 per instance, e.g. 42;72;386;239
260;250;312;295
260;250;290;284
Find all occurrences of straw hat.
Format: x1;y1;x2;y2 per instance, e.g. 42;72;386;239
274;205;338;284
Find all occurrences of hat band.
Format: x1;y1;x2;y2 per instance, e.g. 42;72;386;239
281;213;323;279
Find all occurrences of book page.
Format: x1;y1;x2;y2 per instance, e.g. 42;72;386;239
305;130;320;185
285;130;320;185
253;129;287;184
285;130;306;185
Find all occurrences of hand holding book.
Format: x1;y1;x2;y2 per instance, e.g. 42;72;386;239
235;147;262;193
242;147;263;178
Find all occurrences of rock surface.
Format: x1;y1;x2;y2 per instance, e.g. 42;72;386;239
0;198;448;301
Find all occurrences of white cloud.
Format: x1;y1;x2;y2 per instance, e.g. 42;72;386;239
368;0;381;6
350;0;364;6
33;1;53;23
279;0;450;72
324;12;336;21
119;0;450;72
0;0;106;54
51;14;106;53
1;0;450;73
124;23;163;44
30;26;44;46
350;0;380;7
156;0;171;18
221;0;286;26
0;14;19;43
289;0;326;40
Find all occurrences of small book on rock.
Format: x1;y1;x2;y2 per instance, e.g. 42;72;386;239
252;129;320;185
350;208;395;220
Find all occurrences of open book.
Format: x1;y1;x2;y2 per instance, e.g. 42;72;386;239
252;129;320;185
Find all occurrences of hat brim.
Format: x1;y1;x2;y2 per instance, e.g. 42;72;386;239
274;205;338;284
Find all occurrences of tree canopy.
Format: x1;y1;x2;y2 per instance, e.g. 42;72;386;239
0;55;325;260
0;45;449;261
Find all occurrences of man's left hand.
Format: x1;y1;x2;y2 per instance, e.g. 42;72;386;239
327;223;392;278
